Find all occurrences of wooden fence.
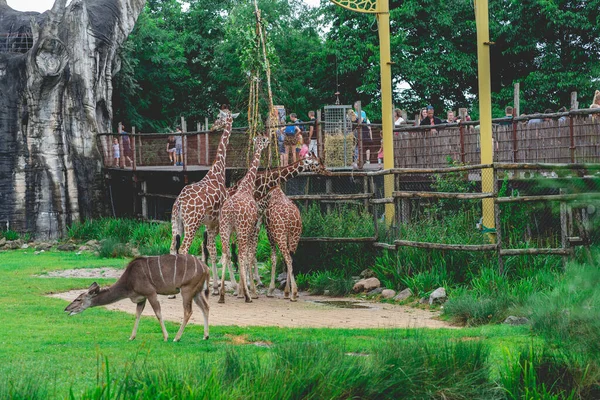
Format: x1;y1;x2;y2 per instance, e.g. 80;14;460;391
294;163;599;271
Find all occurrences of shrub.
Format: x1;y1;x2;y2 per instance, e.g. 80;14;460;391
98;238;131;258
305;270;354;296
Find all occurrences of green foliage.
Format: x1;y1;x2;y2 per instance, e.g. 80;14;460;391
2;250;596;399
2;229;25;241
528;260;600;358
303;270;355;296
295;204;376;274
98;238;132;259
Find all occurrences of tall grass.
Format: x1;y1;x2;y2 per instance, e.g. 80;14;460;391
11;339;503;399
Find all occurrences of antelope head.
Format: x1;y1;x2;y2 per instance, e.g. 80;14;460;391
64;282;100;315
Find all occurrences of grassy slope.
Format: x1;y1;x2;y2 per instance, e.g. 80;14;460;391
0;250;533;397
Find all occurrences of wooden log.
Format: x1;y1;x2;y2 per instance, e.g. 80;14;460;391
393;191;494;200
560;188;569;269
499;248;571;256
299;237;376;242
495;193;600;203
370;197;394;204
494;162;600;171
373;242;396;250
394;240;497;251
138;192;178;199
288;193;373;201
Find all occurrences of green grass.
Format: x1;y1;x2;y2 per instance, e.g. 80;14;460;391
0;250;564;399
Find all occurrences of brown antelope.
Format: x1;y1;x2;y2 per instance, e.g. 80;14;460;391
64;254;210;342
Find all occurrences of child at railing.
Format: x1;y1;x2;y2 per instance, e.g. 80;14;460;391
112;138;120;167
167;135;176;165
377;131;383;164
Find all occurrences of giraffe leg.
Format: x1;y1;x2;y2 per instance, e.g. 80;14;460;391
170;200;181;254
129;299;146;341
193;290;210;340
236;241;252;303
179;221;200;255
206;227;220;296
267;246;278;297
251;220;264;287
246;246;258;299
147;293;168;341
174;289;194;342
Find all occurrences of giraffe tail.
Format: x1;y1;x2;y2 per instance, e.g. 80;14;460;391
231;242;239;272
202;230;209;264
175;235;181;253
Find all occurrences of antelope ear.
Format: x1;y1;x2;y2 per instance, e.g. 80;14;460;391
88;282;100;295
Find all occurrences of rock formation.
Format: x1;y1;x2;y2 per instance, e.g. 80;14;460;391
0;0;145;238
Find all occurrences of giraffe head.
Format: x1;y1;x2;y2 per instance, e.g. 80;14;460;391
253;135;270;152
301;153;331;175
211;109;234;131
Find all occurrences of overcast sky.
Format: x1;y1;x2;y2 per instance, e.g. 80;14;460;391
7;0;321;12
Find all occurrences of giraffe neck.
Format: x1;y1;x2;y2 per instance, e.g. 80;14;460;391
210;121;232;179
255;160;305;198
238;147;264;195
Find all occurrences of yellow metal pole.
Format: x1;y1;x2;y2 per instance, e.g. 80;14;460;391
474;0;495;237
378;0;395;226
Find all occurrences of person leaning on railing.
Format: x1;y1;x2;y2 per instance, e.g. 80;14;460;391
419;105;442;133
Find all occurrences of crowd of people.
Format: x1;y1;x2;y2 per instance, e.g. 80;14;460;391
112;89;600;169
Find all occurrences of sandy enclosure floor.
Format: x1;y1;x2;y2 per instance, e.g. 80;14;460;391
47;268;454;329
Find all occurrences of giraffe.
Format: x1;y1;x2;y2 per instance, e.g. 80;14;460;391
218;135;270;303
170;109;234;296
247;155;330;286
262;187;302;301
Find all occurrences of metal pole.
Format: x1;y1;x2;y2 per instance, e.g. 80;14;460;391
475;0;495;238
377;0;395;226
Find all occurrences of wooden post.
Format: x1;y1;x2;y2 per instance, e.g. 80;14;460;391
357;101;363;168
513;83;520;117
493;167;504;274
141;180;148;219
197;122;202;165
181;117;187;172
570;91;578;110
459;122;466;163
137;131;143;166
325;177;332;214
363;175;369;208
131;126;137;172
205;117;209;131
559;188;569;270
569;114;575;163
317;109;324;163
371;175;379;241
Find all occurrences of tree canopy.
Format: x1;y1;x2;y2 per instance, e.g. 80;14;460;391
113;0;600;131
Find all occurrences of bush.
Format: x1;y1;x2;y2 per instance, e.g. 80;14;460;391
304;270;355;296
98;238;132;258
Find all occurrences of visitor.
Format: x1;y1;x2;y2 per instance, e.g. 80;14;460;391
419;105;442;133
377;131;383;165
416;107;427;125
307;110;318;157
498;106;514;126
112;137;120;167
174;126;183;166
394;108;405;126
284;113;302;164
353;101;373;164
557;106;568;123
295;130;303;159
119;123;133;167
166;135;176;165
299;137;309;158
445;110;457;124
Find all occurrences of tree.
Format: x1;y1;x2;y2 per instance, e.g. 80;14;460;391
0;0;145;238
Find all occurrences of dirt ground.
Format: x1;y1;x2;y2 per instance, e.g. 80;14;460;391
47;268;454;329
